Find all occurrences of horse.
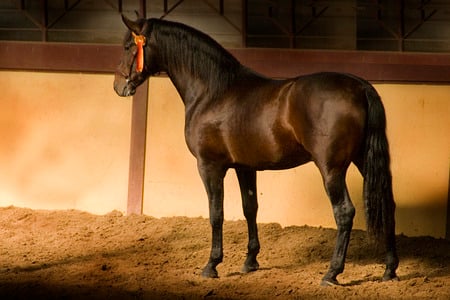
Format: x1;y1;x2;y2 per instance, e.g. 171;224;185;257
114;15;399;286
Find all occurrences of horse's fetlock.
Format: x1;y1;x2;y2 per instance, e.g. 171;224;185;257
210;248;223;263
248;240;260;253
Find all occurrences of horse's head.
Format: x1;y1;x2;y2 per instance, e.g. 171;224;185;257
114;15;158;97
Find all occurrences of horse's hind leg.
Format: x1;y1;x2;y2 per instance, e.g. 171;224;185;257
236;168;260;273
198;161;227;278
319;167;355;286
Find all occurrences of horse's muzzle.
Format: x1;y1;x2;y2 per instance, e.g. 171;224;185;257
114;75;136;97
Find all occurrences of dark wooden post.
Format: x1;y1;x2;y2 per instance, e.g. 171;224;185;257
126;83;149;215
446;169;450;240
126;0;148;215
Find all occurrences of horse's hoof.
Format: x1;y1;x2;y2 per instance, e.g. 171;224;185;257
201;266;219;278
382;270;399;282
382;274;400;282
241;262;259;274
320;278;339;287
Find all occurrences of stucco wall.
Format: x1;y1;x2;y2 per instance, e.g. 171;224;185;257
0;71;131;213
0;71;448;238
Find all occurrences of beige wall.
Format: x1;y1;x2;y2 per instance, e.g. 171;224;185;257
0;71;449;238
0;71;131;213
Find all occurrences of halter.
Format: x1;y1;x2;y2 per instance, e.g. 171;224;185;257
132;32;146;73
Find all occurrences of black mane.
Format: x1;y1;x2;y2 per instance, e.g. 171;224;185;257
150;19;243;97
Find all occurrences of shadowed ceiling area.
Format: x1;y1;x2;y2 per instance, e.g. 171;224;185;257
0;0;449;52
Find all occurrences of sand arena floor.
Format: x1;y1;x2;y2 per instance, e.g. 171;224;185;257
0;206;448;299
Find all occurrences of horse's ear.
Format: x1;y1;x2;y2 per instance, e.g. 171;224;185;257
121;14;142;34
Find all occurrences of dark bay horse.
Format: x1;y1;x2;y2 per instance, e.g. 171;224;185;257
114;16;399;286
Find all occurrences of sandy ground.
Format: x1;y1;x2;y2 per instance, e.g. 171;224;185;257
0;206;448;299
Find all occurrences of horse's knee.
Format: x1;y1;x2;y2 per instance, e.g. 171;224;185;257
334;203;355;229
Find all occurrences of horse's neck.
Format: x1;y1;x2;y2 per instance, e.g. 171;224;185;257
166;68;209;107
155;28;240;108
162;55;231;111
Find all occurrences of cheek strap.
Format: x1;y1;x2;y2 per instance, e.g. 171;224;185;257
132;32;146;73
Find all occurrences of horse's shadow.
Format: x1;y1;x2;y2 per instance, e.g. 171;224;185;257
225;267;273;278
243;227;450;286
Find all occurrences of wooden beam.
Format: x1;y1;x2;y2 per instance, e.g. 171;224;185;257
0;42;121;73
230;48;450;83
0;42;449;82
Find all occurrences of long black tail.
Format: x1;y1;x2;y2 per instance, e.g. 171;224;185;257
363;86;396;243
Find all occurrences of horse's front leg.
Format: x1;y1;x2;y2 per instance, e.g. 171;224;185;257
198;161;226;278
236;168;260;273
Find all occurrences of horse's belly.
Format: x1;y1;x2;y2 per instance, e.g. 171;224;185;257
229;138;312;170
